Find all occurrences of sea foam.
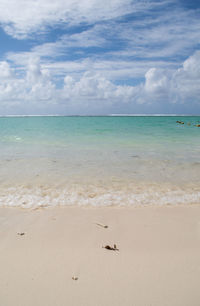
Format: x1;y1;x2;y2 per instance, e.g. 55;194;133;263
1;183;200;209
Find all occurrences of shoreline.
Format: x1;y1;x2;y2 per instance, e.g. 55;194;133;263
0;204;200;306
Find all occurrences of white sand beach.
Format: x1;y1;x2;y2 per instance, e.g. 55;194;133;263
0;205;200;306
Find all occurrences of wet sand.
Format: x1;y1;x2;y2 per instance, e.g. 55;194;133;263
0;205;200;306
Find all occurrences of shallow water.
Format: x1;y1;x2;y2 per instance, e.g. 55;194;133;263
0;116;200;208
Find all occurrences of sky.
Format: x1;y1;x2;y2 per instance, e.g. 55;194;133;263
0;0;200;115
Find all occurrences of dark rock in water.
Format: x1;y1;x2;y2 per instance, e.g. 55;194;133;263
176;121;184;124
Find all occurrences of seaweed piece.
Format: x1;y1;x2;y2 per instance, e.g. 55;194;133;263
103;244;119;251
17;232;25;236
95;222;108;228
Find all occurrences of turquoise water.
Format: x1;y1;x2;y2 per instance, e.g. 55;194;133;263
0;116;200;207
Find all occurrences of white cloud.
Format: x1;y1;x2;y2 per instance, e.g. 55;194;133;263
143;50;200;105
0;57;55;110
145;68;169;94
171;51;200;103
6;50;179;84
182;51;200;79
0;0;134;38
4;2;200;86
0;51;200;114
62;71;136;102
2;0;199;96
1;0;199;114
0;61;13;79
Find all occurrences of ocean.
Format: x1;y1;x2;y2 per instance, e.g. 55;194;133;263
0;116;200;208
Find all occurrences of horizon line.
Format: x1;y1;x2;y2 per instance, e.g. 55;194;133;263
0;114;199;117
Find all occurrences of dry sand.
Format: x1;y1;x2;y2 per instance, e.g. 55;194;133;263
0;205;200;306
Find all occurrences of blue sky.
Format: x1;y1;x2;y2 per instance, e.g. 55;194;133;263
0;0;199;115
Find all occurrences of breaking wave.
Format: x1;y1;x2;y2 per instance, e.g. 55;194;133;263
1;183;200;209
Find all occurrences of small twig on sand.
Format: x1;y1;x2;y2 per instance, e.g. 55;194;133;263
102;244;119;251
95;222;108;228
72;276;78;281
17;232;25;236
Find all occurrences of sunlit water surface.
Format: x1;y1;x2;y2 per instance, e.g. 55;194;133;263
0;116;200;208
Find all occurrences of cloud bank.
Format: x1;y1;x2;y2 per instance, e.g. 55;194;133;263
0;51;199;115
